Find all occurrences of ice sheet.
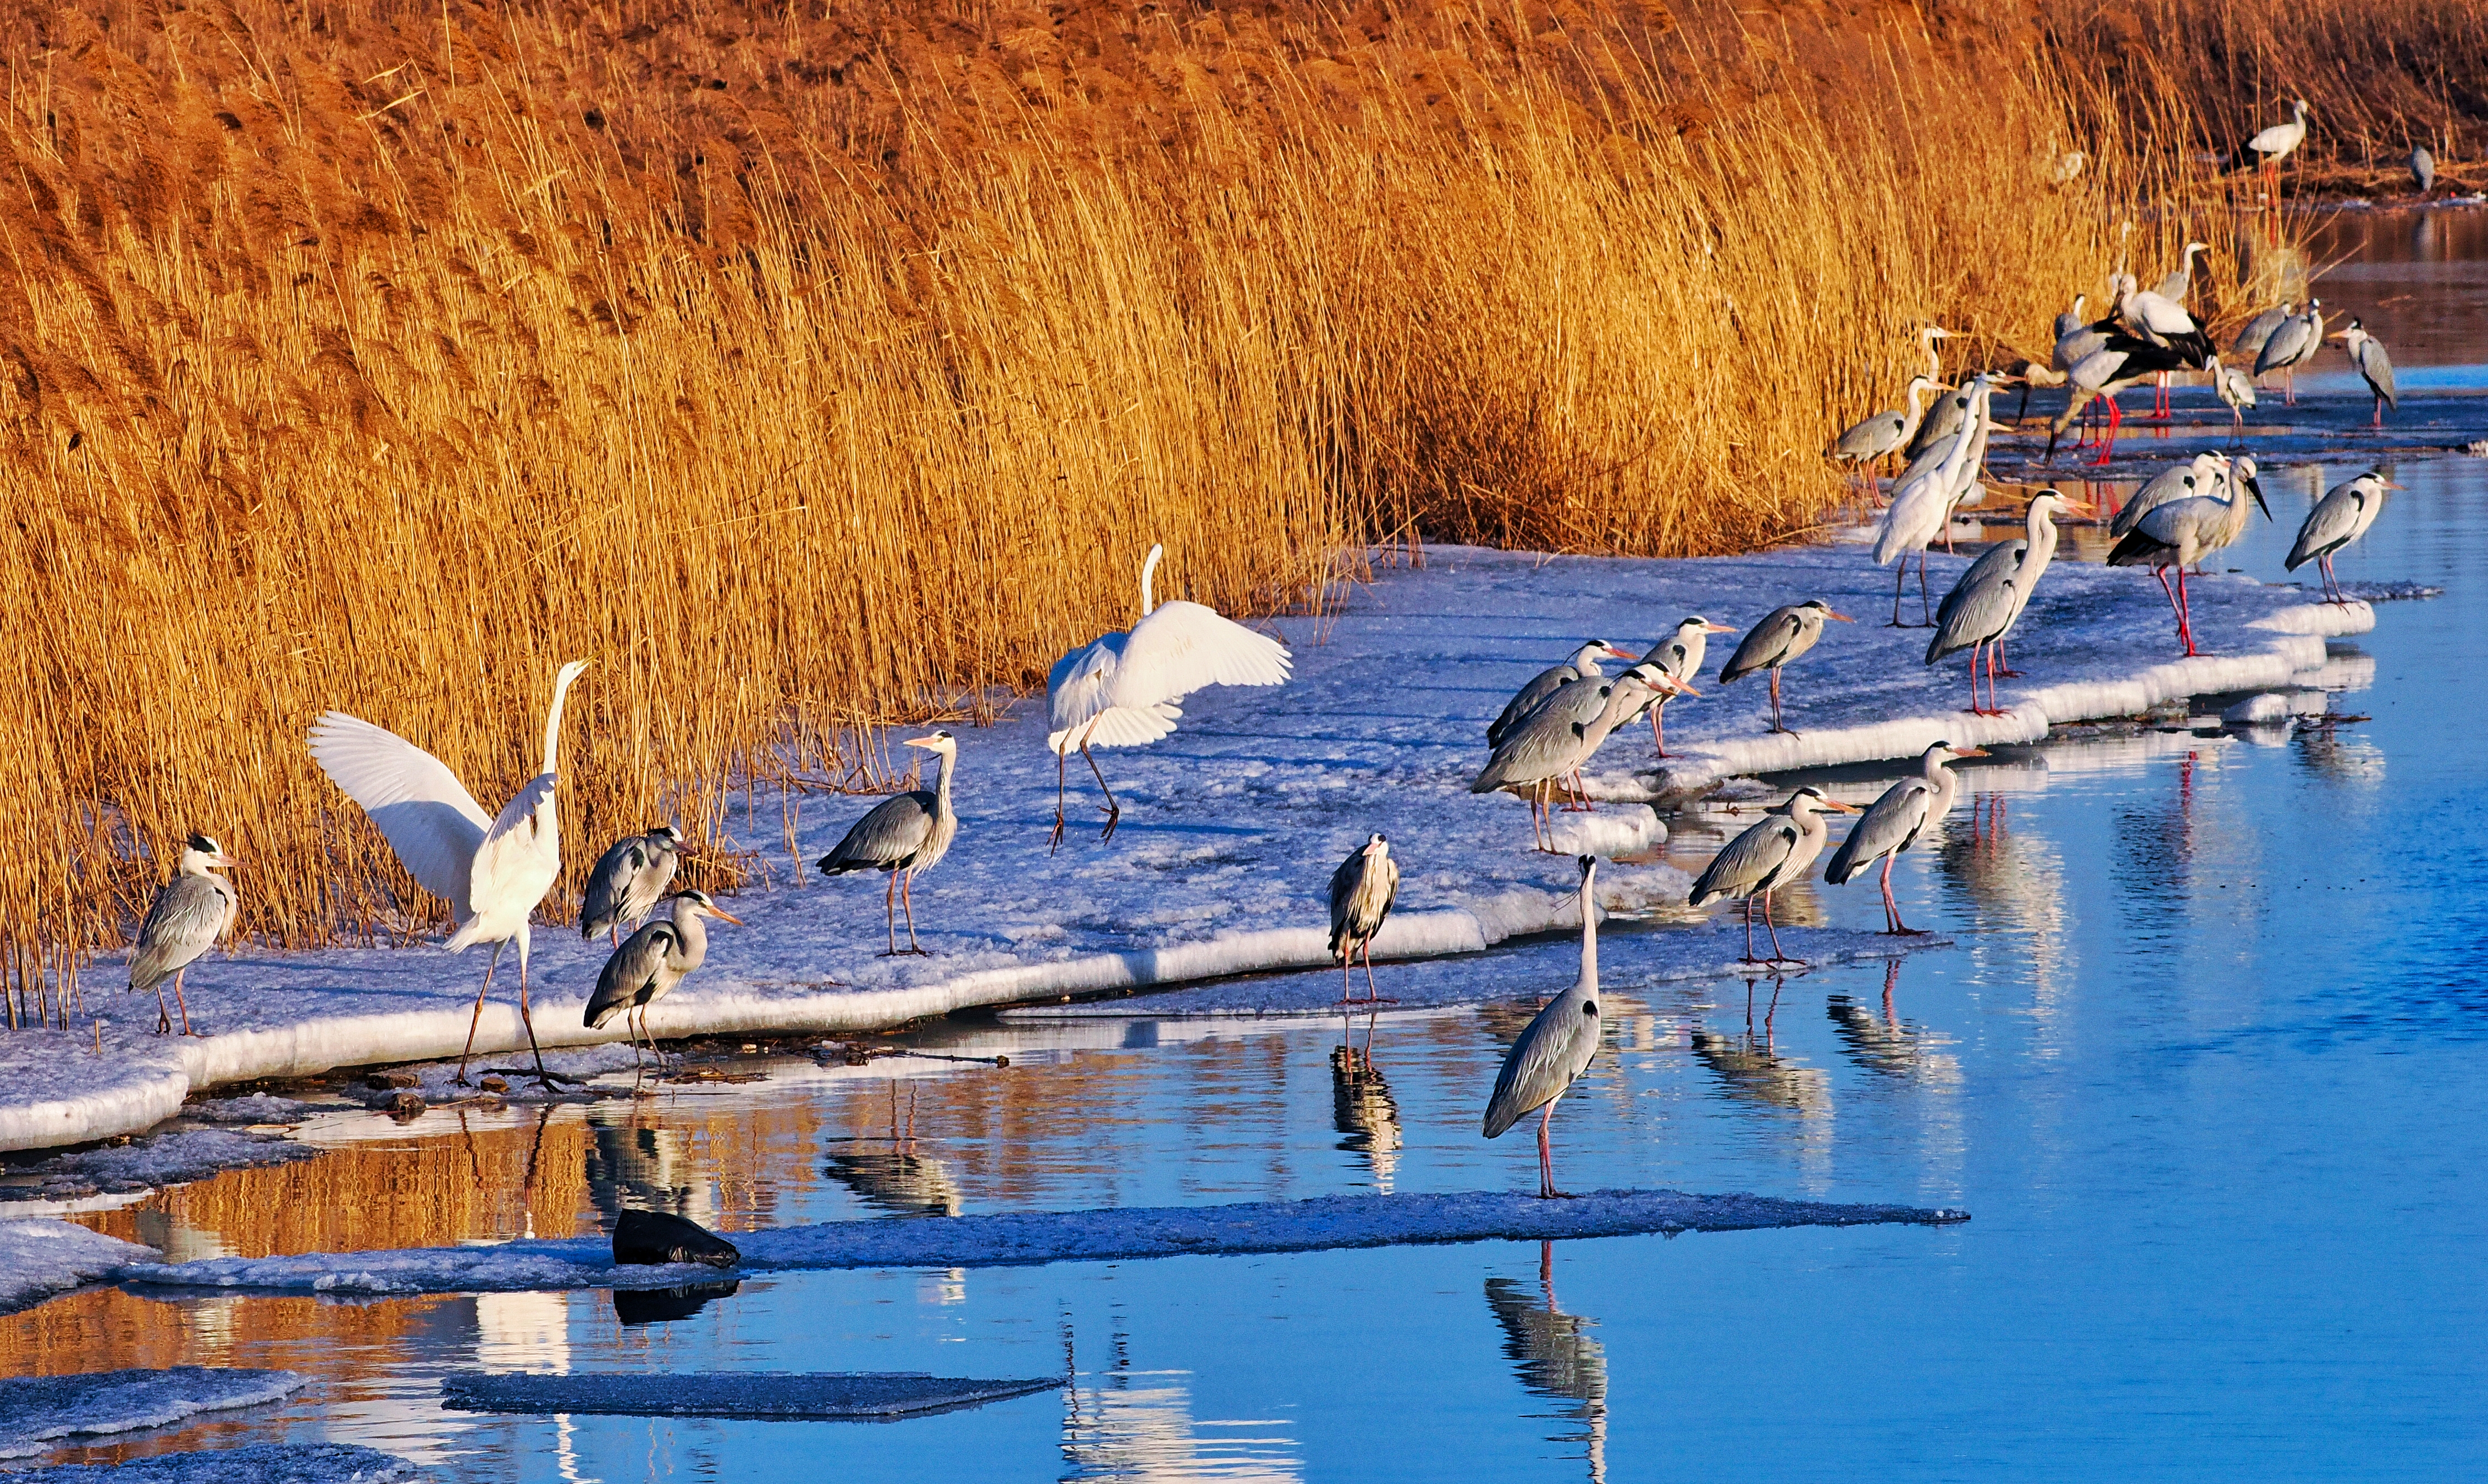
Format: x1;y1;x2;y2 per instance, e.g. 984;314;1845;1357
1;1129;317;1205
0;1444;414;1483
0;1220;160;1315
0;1367;306;1460
7;542;2374;1153
119;1187;1966;1298
439;1370;1059;1420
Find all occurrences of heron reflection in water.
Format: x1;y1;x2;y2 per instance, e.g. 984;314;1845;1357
584;1106;706;1228
1689;992;1832;1120
1330;1024;1403;1192
1484;1243;1607;1483
1827;961;1936;1079
823;1079;961;1217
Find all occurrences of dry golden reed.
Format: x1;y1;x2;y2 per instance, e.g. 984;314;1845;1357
0;0;2234;1017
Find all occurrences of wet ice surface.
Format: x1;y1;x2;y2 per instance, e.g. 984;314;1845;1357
0;1220;157;1314
0;1369;307;1461
439;1370;1064;1419
4;1443;415;1482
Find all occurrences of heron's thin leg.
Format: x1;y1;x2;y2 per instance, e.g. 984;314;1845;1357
881;871;899;956
1051;747;1069;855
2176;566;2199;655
516;946;552;1088
1536;1100;1566;1199
171;966;193;1036
1768;669;1784;734
1341;949;1353;1002
1082;741;1121;842
1650;701;1667;758
1741;895;1757;963
455;941;505;1086
1763;888;1792;964
154;980;173;1036
1994;635;2020;679
1362;939;1384;1001
610;925;620;948
900;871;923;954
1879;852;1920;935
1919;549;1934;622
1889;561;1907;627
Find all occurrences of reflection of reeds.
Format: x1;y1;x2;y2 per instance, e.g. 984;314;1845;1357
3;1;2229;1004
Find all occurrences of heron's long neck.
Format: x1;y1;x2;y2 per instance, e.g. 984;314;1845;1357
1578;881;1600;988
672;910;709;972
1140;548;1163;617
541;669;582;777
931;749;955;820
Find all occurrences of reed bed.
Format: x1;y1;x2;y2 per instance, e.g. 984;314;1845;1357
0;0;2231;1015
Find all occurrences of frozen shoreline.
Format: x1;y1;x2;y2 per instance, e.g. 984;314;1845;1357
3;542;2371;1154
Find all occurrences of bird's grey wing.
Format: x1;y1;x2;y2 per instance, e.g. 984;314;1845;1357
1832;409;1900;457
586;923;676;1027
1718;609;1796;682
1775;611;1824;665
131;875;231;990
1328;852;1362;940
308;711;490;911
1688;816;1799;904
822;793;935;871
579;839;646;932
2255;318;2310;376
633;843;681;912
1928;544;2025;662
2286;489;2360;569
1483;993;1596;1138
1489;665;1571;746
2363;342;2397;403
2230;308;2283;358
1824;780;1932;883
1472;704;1596;790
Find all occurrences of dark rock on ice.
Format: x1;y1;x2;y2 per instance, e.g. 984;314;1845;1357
612;1208;739;1267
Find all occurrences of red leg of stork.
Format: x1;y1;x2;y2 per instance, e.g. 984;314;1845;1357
2091;395;2123;466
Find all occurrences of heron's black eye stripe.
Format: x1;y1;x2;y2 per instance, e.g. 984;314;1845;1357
1582;1001;1597;1016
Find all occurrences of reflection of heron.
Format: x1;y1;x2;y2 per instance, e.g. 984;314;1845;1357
1330;1041;1403;1190
1827;967;1933;1079
1485;1244;1607;1483
1688;1020;1831;1117
824;1081;961;1217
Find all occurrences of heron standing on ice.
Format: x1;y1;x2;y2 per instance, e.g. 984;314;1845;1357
1046;544;1292;849
2287;468;2399;603
130;833;239;1036
1926;490;2085;715
1329;833;1401;1004
310;659;591;1087
819;730;960;956
2255;299;2324;403
1634;617;1733;756
2107;476;2270;656
1688;786;1859;964
1720;601;1854;733
1481;854;1606;1199
2334;319;2398;427
1824;742;1988;934
1472;669;1681;850
1831;375;1942;497
1489;641;1638;749
581;825;682;946
584;890;743;1070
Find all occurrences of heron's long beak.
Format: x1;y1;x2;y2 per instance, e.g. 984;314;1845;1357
2247;481;2272;520
2061;499;2097;517
1824;610;1858;623
1703;622;1735;634
709;907;746;927
2385;480;2409;490
1953;746;1992;759
1666;677;1702;698
1819;798;1861;813
1602;645;1638;659
212;854;239;869
902;734;943;749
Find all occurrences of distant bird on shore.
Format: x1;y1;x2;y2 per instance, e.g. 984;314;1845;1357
311;659;590;1088
581;826;682;946
2411;146;2436;196
1472;669;1679;850
2334;319;2398;427
130;833;239;1037
1490;641;1636;750
1046;544;1292;850
1721;601;1854;733
2246;99;2312;197
1688;787;1859;964
2212;358;2258;440
584;890;743;1071
2287;468;2400;603
2230;303;2292;365
2107;474;2270;656
1482;854;1606;1199
819;730;960;956
1328;833;1401;1004
1634;617;1733;756
2255;298;2325;403
1927;490;2083;715
1825;742;1988;934
1832;375;1941;497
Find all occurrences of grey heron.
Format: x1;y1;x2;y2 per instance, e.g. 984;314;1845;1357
311;658;591;1088
2212;357;2258;441
1688;786;1860;964
1490;640;1637;749
2412;146;2436;196
2106;473;2271;655
584;889;744;1070
818;730;960;956
130;833;239;1036
580;825;682;946
2229;303;2292;364
1905;376;1975;462
2254;299;2324;403
2111;453;2229;539
1823;741;1988;934
1329;833;1401;1003
1046;543;1292;849
2287;468;2400;603
2053;294;2092;345
1720;601;1854;733
1480;854;1605;1199
1633;617;1733;756
1876;377;1991;623
1832;375;1942;497
2333;319;2397;427
1471;669;1680;850
1926;490;2086;714
2246;99;2312;198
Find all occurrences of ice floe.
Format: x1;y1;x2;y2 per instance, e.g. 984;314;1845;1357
1;1444;414;1483
0;1367;304;1460
439;1370;1059;1420
0;1220;159;1314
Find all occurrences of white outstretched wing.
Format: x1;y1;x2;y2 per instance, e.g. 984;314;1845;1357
308;711;490;916
1105;600;1292;710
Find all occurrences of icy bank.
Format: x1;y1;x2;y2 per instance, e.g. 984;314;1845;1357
440;1370;1059;1420
2;1445;415;1483
0;1367;306;1461
10;542;2372;1154
0;1220;160;1314
119;1187;1965;1298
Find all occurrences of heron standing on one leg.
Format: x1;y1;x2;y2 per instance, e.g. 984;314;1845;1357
130;833;239;1037
1481;854;1607;1199
819;730;960;956
1328;833;1401;1004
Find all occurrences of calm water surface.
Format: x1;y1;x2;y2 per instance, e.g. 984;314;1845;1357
8;240;2488;1482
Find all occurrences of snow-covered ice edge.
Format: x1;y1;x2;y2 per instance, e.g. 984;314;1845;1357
118;1187;1966;1298
0;1219;161;1315
0;1367;307;1461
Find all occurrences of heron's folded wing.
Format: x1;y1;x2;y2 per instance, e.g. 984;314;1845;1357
1108;600;1293;711
309;711;490;911
2255;320;2309;377
1689;816;1798;904
2287;489;2360;568
1827;781;1932;883
131;875;231;988
1483;998;1583;1137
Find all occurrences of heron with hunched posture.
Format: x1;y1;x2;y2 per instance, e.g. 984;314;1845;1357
1046;544;1292;850
311;659;590;1088
2106;473;2271;656
1688;787;1859;964
1634;617;1733;756
1824;742;1988;934
581;825;682;946
819;730;960;955
1490;641;1638;750
1481;854;1607;1199
1926;490;2085;715
2334;319;2398;427
1472;669;1682;850
1329;833;1401;1004
584;889;743;1070
1720;600;1854;733
130;833;239;1037
2255;300;2324;403
2287;468;2399;603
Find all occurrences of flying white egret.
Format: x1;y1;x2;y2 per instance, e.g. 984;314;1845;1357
310;658;591;1087
1824;742;1988;934
584;890;743;1070
130;833;239;1037
580;825;682;946
2287;468;2400;603
1046;544;1292;850
1481;854;1606;1199
819;730;960;955
1688;787;1859;964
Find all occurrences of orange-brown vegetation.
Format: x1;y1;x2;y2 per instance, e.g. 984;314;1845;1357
0;0;2227;1008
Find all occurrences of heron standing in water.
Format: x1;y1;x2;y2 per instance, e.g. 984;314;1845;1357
1688;787;1859;964
1481;855;1606;1199
584;890;744;1070
2287;468;2400;603
1823;742;1988;934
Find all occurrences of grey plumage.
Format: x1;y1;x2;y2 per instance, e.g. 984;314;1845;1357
819;730;961;955
2339;318;2397;420
2108;472;2271;656
1832;375;1940;467
2412;147;2435;195
1489;641;1631;749
2229;303;2291;363
1823;743;1984;933
2287;468;2396;602
2111;453;2225;538
1926;491;2075;699
1631;617;1729;756
1720;600;1851;735
130;833;239;1036
2255;300;2324;385
580;825;682;943
1687;786;1856;962
1481;855;1604;1198
1471;668;1671;850
2154;241;2207;302
584;889;742;1068
1328;833;1401;1001
2052;294;2089;345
